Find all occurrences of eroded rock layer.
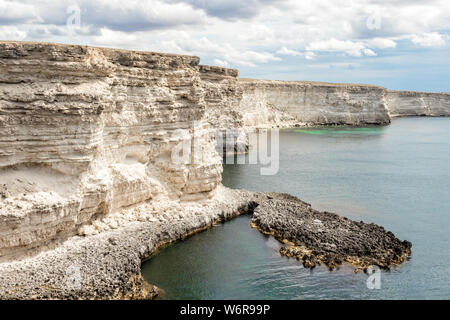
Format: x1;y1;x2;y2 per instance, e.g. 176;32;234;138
238;79;391;127
199;65;247;153
0;41;223;261
0;187;255;299
386;90;450;117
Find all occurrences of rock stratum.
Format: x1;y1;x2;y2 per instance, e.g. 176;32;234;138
386;90;450;117
0;41;228;262
239;79;391;127
0;41;444;299
238;79;450;128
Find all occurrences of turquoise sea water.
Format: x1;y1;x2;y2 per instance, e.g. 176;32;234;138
141;118;450;299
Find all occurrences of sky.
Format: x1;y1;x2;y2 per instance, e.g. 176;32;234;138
0;0;449;92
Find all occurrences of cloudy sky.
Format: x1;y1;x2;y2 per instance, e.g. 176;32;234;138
1;0;449;91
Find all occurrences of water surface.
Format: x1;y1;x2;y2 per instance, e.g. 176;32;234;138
142;118;450;299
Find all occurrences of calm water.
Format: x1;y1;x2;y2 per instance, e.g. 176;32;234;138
142;118;450;299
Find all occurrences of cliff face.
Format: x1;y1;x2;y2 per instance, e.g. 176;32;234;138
199;65;247;153
239;79;391;127
0;42;223;260
386;90;450;117
200;65;242;129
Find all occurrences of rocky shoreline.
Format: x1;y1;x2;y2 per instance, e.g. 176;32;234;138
0;187;255;299
251;193;412;271
0;188;412;299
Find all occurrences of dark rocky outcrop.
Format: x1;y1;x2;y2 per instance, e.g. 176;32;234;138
251;193;412;270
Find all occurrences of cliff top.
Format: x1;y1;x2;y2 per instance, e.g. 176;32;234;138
1;41;447;95
239;78;385;89
387;89;450;96
0;40;200;60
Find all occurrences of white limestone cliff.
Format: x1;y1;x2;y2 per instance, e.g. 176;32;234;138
386;90;450;117
238;79;391;128
237;80;450;129
0;42;223;261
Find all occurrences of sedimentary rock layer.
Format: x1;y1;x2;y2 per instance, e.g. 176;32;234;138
199;65;247;153
0;41;223;261
238;80;450;128
238;79;391;127
386;90;450;117
0;186;254;299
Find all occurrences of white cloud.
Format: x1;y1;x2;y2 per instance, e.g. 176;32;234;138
83;0;207;31
276;46;302;56
304;51;316;60
411;32;446;47
176;36;281;67
0;0;41;24
363;48;377;56
0;26;27;40
91;28;141;49
306;38;375;57
365;38;397;49
306;62;361;69
168;0;283;20
213;59;229;67
275;47;317;60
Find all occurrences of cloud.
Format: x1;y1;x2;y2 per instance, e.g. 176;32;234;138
276;46;302;56
83;0;207;32
306;62;361;69
168;0;283;20
12;0;207;32
411;32;446;47
304;51;316;60
0;0;40;24
363;48;377;56
178;36;281;67
213;59;229;67
275;47;316;60
365;38;397;49
306;38;375;57
0;25;27;40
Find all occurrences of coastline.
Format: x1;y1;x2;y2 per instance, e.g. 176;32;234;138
0;187;255;299
0;42;443;300
0;187;412;299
